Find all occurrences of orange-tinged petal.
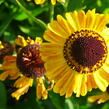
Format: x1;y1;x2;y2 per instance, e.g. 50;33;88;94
0;71;9;81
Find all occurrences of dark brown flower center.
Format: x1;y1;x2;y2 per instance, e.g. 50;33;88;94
64;30;107;73
16;44;45;78
0;41;13;61
71;36;105;66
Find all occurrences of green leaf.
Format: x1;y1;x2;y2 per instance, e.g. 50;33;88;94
103;8;109;13
102;101;109;109
0;0;4;5
18;25;30;34
0;12;17;36
28;26;44;38
67;0;84;11
69;97;80;109
49;92;65;109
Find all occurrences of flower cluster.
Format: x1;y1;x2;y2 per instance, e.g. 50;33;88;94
1;0;109;104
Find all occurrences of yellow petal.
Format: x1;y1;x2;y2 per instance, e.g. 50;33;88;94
93;14;109;31
100;28;109;41
44;30;66;44
15;35;28;47
44;59;66;78
78;10;86;29
35;37;42;45
11;77;33;100
40;43;62;52
93;72;108;92
11;85;30;100
9;72;20;80
73;73;83;97
57;15;72;36
102;63;109;73
14;76;33;88
98;68;109;83
65;72;76;98
48;20;69;38
46;63;68;81
96;14;109;31
86;9;95;29
80;74;87;96
88;93;109;104
53;70;71;93
86;74;93;91
36;78;48;99
65;11;80;31
0;71;9;81
60;72;74;96
26;37;35;45
89;74;97;88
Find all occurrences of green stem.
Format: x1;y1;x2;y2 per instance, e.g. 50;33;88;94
49;5;54;22
16;0;47;30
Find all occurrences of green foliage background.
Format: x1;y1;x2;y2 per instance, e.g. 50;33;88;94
0;0;109;109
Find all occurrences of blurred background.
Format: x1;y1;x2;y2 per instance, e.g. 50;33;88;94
0;0;109;109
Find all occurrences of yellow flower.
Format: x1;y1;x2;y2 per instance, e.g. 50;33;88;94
26;0;63;5
0;35;50;100
0;41;14;61
40;9;109;98
88;87;109;104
